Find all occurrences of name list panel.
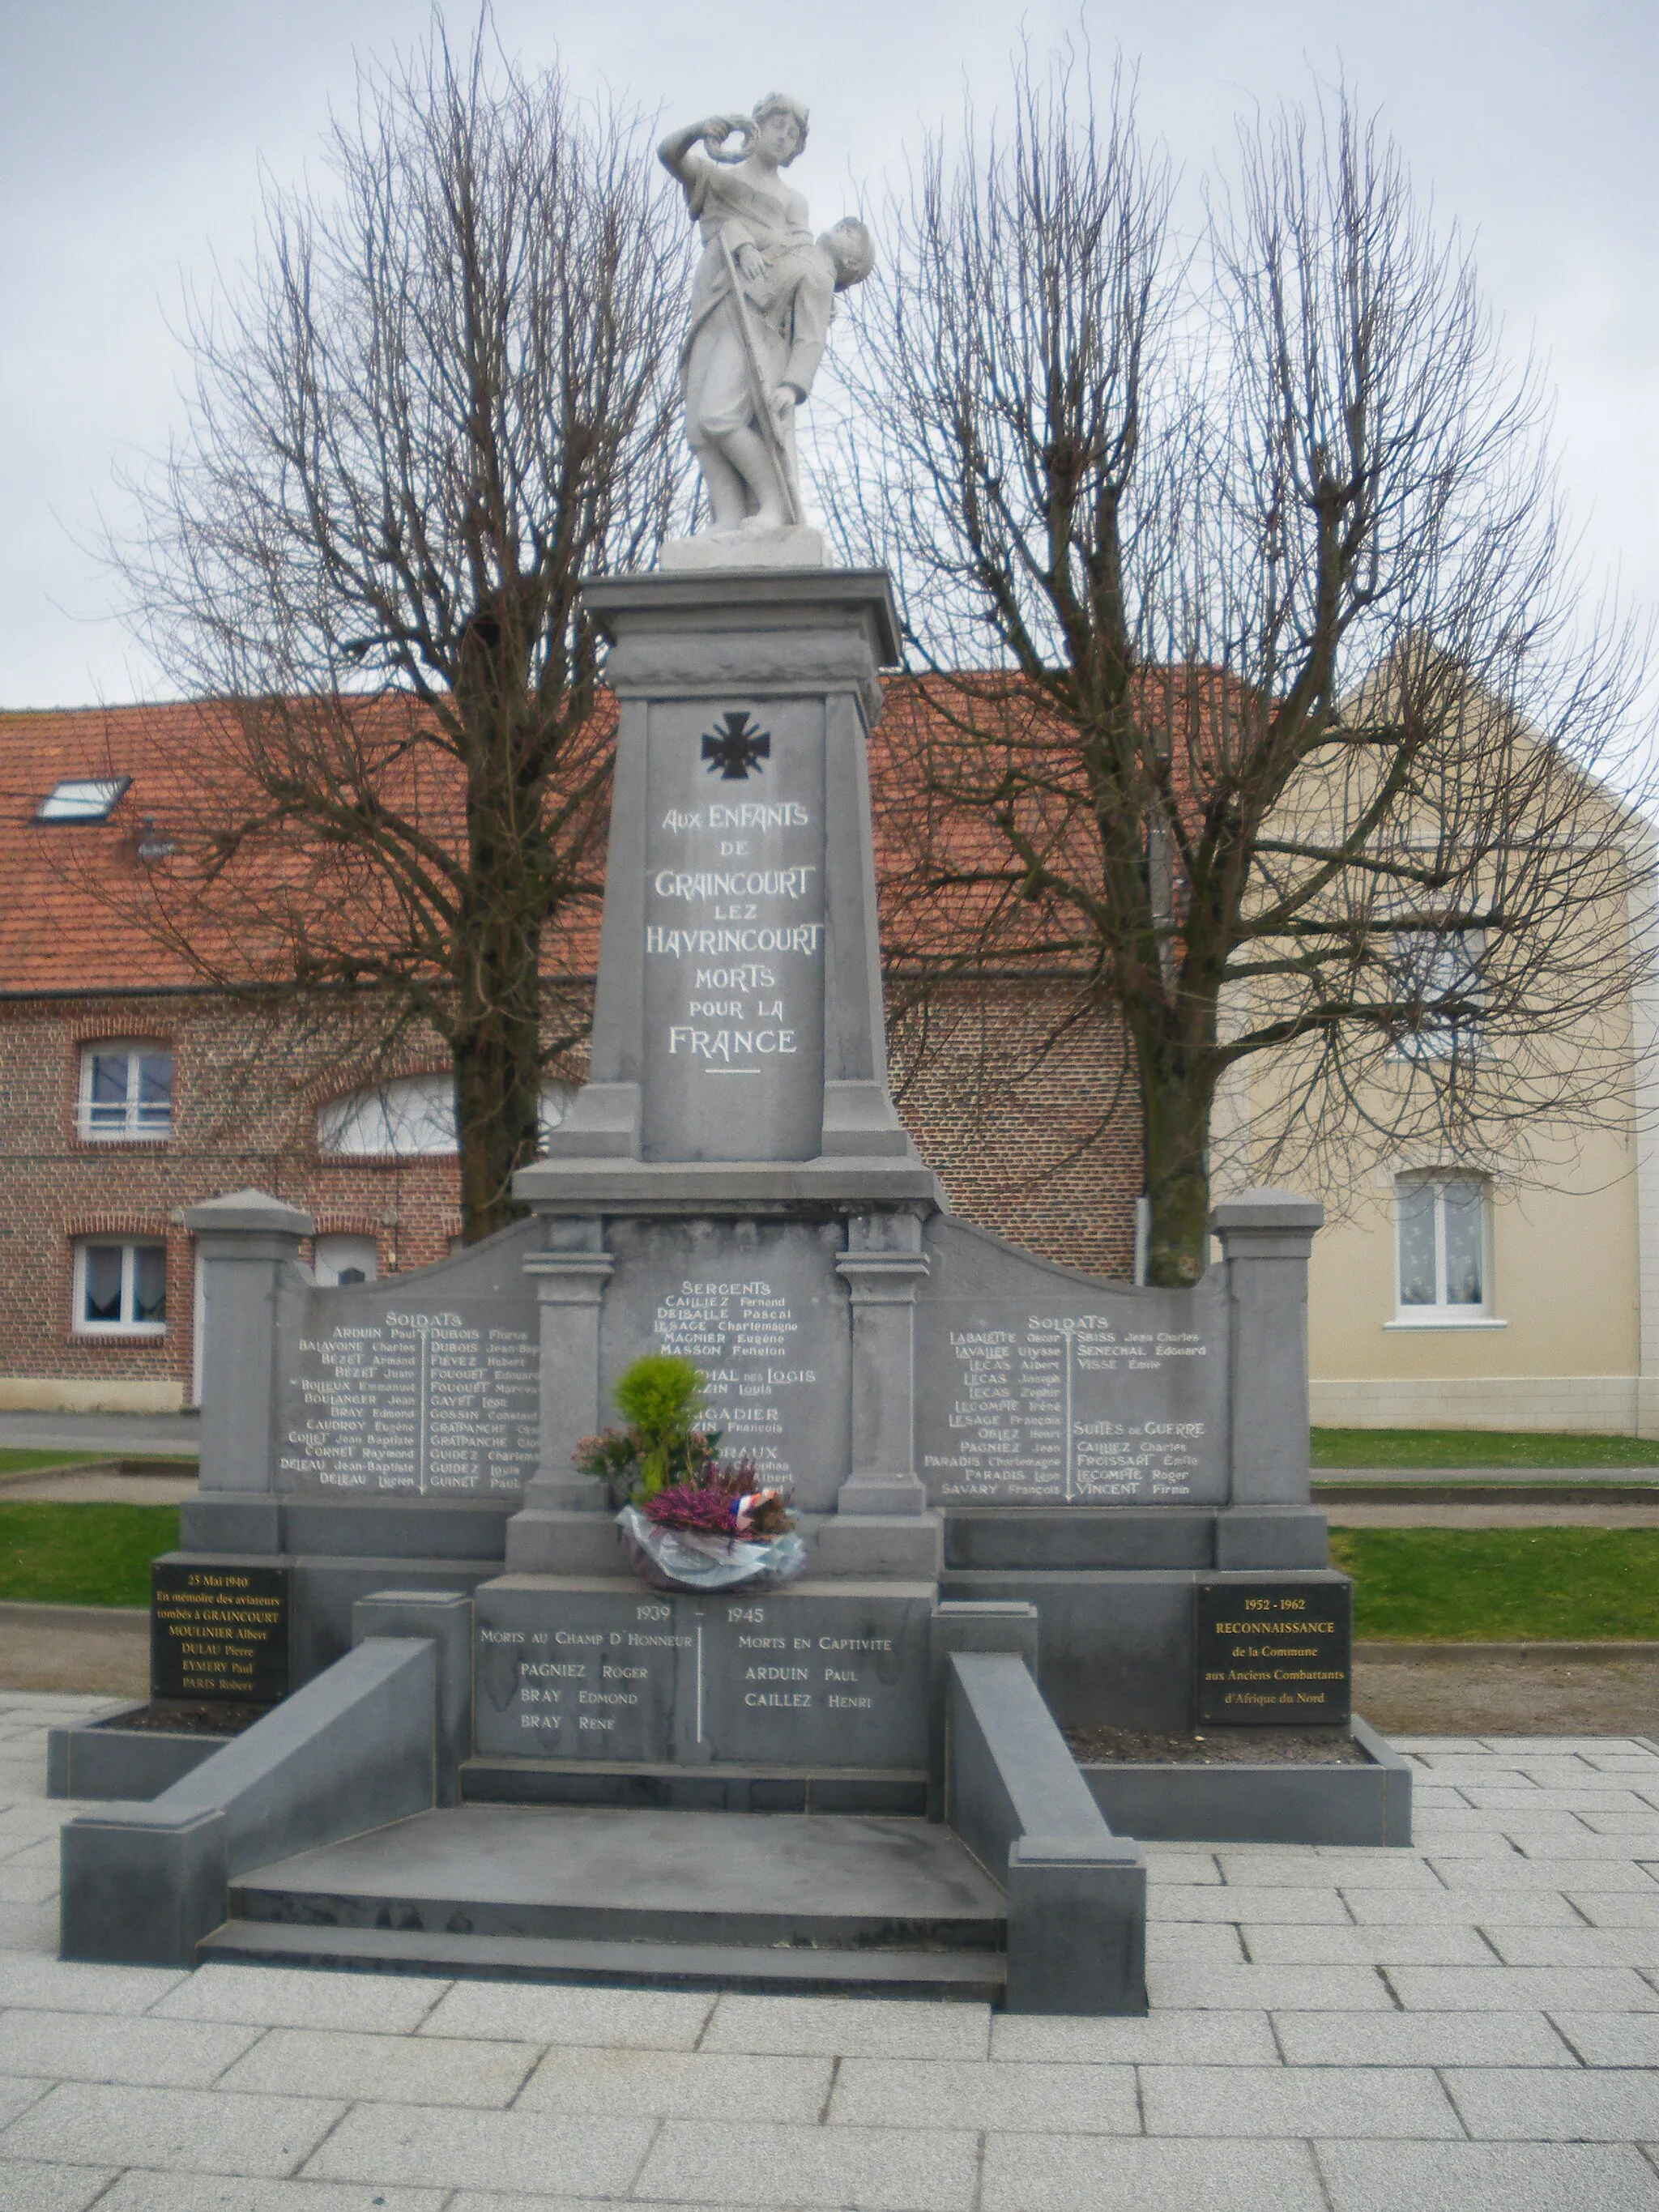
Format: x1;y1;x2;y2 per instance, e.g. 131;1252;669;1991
917;1221;1229;1505
279;1296;539;1497
605;1219;850;1512
475;1582;932;1768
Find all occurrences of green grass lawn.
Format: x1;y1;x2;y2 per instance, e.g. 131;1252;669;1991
0;1503;178;1607
2;1497;1656;1643
1330;1528;1659;1642
1311;1427;1659;1469
0;1449;119;1476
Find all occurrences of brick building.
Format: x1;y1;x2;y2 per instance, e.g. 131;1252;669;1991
0;699;1141;1411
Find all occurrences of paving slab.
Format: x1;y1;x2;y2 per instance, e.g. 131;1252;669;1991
1497;1828;1659;1858
1240;1922;1493;1964
0;1900;56;1952
92;2183;447;2212
1146;1963;1395;2010
1342;1884;1578;1924
0;2008;263;2087
1569;1890;1659;1926
1145;1921;1246;1963
448;2199;756;2212
1139;2061;1462;2137
1315;2139;1659;2212
0;2165;120;2212
218;2025;539;2108
830;2055;1140;2132
979;2133;1328;2211
301;2105;655;2197
1272;2008;1576;2065
422;1980;716;2048
517;2044;833;2120
1482;1924;1659;1967
701;1993;991;2058
989;2010;1278;2065
1227;1850;1439;1886
1149;1882;1350;1924
153;1963;453;2034
1431;1855;1659;1890
1446;2065;1659;2139
0;1957;188;2014
634;2117;981;2210
1387;1964;1659;2011
0;2073;52;2129
1550;2012;1659;2065
2;2081;343;2176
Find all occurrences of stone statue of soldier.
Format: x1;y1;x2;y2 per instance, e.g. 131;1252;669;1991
658;95;873;561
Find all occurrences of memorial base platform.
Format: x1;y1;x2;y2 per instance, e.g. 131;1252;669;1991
200;1802;1009;2001
460;1755;928;1815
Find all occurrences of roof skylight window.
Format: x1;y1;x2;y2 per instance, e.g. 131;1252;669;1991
35;777;130;822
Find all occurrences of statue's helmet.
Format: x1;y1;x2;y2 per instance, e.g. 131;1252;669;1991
752;92;809;160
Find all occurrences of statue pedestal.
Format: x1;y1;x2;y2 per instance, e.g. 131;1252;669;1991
503;565;943;1585
659;525;827;571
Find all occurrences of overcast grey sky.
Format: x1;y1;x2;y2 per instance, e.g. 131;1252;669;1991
2;0;1653;708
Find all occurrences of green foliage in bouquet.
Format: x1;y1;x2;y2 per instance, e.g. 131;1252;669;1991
572;1353;722;1504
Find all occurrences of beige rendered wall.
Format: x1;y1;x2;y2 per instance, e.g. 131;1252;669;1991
1307;1120;1642;1431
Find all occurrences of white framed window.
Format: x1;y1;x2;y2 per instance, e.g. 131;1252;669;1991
313;1234;379;1286
74;1239;168;1336
316;1074;573;1158
36;777;130;823
79;1042;173;1140
1389;1172;1502;1328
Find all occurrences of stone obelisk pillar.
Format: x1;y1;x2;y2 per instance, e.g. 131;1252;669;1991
505;568;945;1580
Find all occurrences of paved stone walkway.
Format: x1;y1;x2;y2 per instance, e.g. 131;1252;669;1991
2;1695;1658;2210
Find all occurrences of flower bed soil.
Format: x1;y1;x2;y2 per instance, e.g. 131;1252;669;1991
94;1698;273;1737
1066;1724;1370;1766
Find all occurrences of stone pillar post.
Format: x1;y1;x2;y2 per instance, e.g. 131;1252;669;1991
504;1217;621;1575
181;1188;313;1554
1209;1188;1327;1568
819;1213;941;1578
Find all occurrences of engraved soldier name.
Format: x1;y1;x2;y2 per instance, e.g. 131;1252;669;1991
279;1306;538;1495
921;1310;1216;1504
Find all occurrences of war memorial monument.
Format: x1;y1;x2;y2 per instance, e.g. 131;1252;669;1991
50;94;1407;2016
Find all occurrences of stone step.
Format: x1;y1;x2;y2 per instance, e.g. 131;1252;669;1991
229;1803;1008;1957
462;1755;928;1817
198;1916;1007;2000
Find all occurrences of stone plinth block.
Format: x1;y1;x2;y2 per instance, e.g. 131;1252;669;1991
473;1575;934;1771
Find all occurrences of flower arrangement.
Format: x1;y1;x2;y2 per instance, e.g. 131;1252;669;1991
572;1353;720;1502
573;1353;804;1593
642;1460;794;1538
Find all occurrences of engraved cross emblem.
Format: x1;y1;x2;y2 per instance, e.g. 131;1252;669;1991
701;710;770;780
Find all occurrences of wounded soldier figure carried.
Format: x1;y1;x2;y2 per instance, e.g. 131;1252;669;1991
658;94;873;550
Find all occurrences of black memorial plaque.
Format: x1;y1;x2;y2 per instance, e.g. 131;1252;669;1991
1194;1579;1351;1726
151;1562;291;1704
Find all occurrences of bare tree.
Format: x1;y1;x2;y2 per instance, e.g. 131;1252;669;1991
830;49;1655;1284
106;16;690;1238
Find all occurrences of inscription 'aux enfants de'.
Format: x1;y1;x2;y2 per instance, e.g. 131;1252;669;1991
645;710;825;1068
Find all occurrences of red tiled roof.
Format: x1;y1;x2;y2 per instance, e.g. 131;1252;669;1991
0;696;615;995
0;676;1217;995
0;702;235;994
